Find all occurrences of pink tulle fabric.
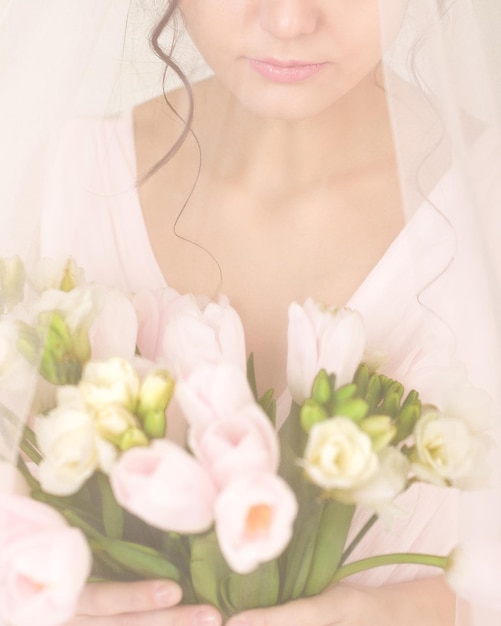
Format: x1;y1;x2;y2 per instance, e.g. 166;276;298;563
40;111;501;588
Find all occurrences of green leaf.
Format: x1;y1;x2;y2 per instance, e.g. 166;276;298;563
96;472;124;540
303;500;355;597
247;353;259;400
190;532;230;608
280;496;325;601
259;388;276;424
224;559;280;613
279;401;307;460
100;539;181;581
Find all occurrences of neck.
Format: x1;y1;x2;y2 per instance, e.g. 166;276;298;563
190;72;395;197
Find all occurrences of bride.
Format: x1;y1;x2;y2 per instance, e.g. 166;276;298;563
2;1;501;625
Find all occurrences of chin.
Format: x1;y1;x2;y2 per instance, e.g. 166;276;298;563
233;86;343;122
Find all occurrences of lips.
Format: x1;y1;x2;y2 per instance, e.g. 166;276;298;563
247;58;326;84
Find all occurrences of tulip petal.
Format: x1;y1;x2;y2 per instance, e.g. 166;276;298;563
287;302;319;403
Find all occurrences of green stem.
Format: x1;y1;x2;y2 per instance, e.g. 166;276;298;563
19;437;42;464
332;553;449;583
339;514;377;566
62;509;107;542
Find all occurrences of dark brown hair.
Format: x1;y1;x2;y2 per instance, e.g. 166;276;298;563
147;0;195;177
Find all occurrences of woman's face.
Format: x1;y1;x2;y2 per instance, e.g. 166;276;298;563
179;0;408;120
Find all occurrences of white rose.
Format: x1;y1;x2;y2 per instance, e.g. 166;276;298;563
334;447;409;515
301;416;379;490
79;358;140;411
35;407;116;495
93;404;138;441
412;408;479;487
287;300;366;404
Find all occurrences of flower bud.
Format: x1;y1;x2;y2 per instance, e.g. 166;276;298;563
137;370;175;417
360;415;397;451
94;404;138;444
300;399;328;432
364;373;383;412
118;427;149;451
142;409;167;439
311;370;332;405
329;383;358;415
394;401;421;442
59;258;83;292
380;381;404;418
334;398;369;423
353;363;370;397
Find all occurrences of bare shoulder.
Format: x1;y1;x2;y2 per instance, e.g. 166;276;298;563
132;78;216;183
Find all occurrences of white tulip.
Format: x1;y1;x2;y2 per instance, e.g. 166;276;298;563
32;256;85;293
0;317;34;391
0;256;26;311
287;300;366;404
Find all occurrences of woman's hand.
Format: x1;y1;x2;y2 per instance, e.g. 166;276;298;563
66;580;222;626
225;576;455;626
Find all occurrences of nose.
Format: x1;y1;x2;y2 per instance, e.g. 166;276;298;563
259;0;319;40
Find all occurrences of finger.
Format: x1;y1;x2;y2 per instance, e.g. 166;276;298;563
76;580;182;616
225;584;353;626
68;604;222;626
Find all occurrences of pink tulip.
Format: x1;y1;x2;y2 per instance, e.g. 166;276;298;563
176;362;255;426
160;295;247;378
214;473;298;574
189;404;279;488
446;539;501;610
287;300;366;403
110;439;216;533
0;493;91;626
134;287;192;360
89;287;138;360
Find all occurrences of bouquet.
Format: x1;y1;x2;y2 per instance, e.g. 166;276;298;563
0;256;496;625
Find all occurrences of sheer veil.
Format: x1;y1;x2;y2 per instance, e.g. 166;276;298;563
0;1;500;624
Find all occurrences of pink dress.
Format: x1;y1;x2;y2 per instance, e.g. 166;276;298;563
39;111;501;589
